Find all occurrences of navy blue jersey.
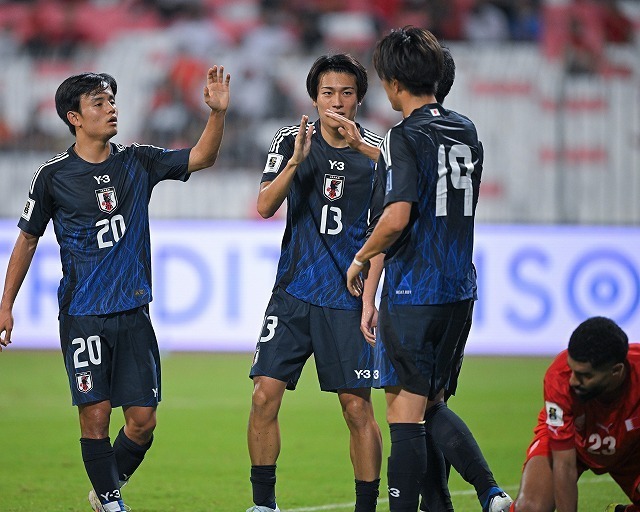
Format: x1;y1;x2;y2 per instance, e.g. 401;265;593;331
262;120;382;310
18;143;190;315
378;104;483;305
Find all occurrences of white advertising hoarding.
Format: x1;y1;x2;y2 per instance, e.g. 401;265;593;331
0;220;638;355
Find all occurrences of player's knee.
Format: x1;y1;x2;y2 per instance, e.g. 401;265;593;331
251;383;282;417
341;396;375;430
125;414;156;442
513;494;550;512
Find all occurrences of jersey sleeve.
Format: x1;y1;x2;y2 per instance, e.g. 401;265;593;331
135;144;191;187
543;354;577;451
380;126;420;208
17;166;53;237
367;163;385;240
261;125;296;184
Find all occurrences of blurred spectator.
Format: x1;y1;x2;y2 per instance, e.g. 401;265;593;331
163;1;233;60
144;80;193;149
463;0;510;42
291;7;324;54
509;0;542;41
22;0;89;58
565;8;603;74
233;3;297;120
598;0;634;43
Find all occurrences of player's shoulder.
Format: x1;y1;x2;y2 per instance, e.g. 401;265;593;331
127;142;168;155
627;343;640;363
268;123;310;152
438;107;478;135
546;349;570;377
30;149;72;191
361;126;383;148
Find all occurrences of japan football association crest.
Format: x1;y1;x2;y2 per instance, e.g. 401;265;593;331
323;174;344;201
75;371;93;393
95;187;118;213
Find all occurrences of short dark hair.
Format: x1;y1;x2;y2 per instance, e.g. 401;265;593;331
373;26;443;97
435;46;455;104
306;54;368;103
568;316;629;369
55;73;117;135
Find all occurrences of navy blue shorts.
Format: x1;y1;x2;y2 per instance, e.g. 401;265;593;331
59;306;161;408
249;287;375;392
378;298;474;399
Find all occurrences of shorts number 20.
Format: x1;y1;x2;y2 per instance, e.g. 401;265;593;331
72;335;102;368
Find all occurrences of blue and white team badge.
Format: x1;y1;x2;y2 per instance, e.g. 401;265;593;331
95;187;118;213
323;174;344;201
75;371;93;393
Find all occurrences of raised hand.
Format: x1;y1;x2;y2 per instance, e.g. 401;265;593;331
290;114;313;166
203;65;230;113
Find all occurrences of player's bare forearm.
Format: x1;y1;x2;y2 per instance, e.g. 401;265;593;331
188;66;230;173
324;110;380;161
362;254;384;306
552;449;579;512
256;164;298;218
357;142;380;162
188;110;227;172
360;254;384;345
257;115;312;218
0;231;39;349
346;203;409;297
356;202;410;264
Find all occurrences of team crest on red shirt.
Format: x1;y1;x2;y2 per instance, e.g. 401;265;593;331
95;187;118;213
75;371;93;393
323;174;344;201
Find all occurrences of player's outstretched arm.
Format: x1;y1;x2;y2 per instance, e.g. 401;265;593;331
188;65;231;173
0;231;39;351
347;201;410;297
551;448;579;512
257;115;313;218
324;110;380;161
360;253;384;346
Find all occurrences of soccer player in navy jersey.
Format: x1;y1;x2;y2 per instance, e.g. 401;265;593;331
0;66;230;511
246;54;384;512
347;28;511;512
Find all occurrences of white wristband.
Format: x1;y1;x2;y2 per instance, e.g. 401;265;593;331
353;258;365;267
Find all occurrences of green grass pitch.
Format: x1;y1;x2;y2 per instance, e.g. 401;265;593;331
0;351;628;511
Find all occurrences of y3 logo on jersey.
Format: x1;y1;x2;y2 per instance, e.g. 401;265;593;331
93;175;111;184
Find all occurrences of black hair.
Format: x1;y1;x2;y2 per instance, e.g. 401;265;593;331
55;73;117;135
435;46;455;104
567;316;629;369
373;26;443;97
306;54;368;103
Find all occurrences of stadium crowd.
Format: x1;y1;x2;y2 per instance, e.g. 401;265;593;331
0;0;635;168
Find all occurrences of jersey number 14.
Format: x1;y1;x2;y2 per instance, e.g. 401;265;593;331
436;144;475;217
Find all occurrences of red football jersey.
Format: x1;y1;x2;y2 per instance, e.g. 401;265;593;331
541;343;640;473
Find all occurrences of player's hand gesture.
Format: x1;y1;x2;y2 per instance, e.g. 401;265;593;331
290;115;313;166
325;110;364;151
203;65;230;113
361;302;378;347
346;258;370;297
0;307;14;352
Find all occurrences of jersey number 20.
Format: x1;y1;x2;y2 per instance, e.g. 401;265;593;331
96;214;127;248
